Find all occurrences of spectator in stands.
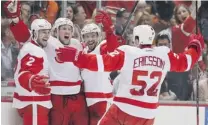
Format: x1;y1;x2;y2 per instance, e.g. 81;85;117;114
135;11;154;26
159;78;177;100
1;19;19;81
155;34;177;100
115;8;130;36
158;4;200;100
20;2;31;27
66;5;74;20
155;34;171;48
76;1;96;19
72;4;87;29
72;4;87;41
39;0;59;24
192;72;208;101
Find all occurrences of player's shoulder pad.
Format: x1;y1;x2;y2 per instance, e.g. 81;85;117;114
117;45;136;52
20;42;45;58
99;40;107;45
70;38;83;51
46;36;60;48
154;46;171;54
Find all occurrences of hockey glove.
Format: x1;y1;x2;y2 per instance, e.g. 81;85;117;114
3;0;21;19
30;75;51;95
95;10;114;34
55;46;78;62
188;34;205;56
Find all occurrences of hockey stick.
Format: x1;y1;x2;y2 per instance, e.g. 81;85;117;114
121;0;140;37
195;1;199;125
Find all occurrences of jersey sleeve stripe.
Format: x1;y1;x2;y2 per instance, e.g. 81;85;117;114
185;54;192;71
97;55;104;72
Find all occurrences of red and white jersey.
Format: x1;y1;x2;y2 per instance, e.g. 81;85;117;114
112;46;171;119
9;20;84;95
74;45;199;119
44;36;83;95
82;40;113;106
13;41;52;109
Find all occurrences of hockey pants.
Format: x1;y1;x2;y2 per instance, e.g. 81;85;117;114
18;104;49;125
98;104;155;125
49;93;89;125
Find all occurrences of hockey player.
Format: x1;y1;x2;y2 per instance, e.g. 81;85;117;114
3;1;52;125
47;18;88;125
56;25;204;125
13;19;52;125
79;11;120;125
3;1;88;125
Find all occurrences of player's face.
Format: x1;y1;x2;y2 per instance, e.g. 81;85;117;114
58;25;73;45
176;6;189;23
83;32;99;51
157;39;170;48
37;29;51;47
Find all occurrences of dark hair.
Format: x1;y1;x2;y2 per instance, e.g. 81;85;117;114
174;4;191;24
72;3;82;22
116;8;126;18
155;1;175;21
155;34;170;45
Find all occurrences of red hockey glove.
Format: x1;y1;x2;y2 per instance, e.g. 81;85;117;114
30;75;51;95
55;46;78;62
3;0;21;18
188;34;205;56
95;10;114;34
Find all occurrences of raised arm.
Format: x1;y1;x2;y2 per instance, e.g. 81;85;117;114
95;10;119;54
168;34;204;72
3;0;31;43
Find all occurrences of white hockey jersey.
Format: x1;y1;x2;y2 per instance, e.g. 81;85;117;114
44;36;83;95
9;20;84;96
82;40;113;106
13;41;52;109
74;45;198;119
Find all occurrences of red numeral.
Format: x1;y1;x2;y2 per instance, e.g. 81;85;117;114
130;70;162;96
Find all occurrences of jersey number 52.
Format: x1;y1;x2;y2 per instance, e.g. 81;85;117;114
130;70;162;96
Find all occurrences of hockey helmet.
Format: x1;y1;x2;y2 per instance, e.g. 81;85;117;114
81;23;101;38
31;19;51;41
133;25;155;45
53;17;74;33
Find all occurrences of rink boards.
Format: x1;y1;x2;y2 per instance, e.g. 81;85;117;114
1;102;208;125
1;81;208;125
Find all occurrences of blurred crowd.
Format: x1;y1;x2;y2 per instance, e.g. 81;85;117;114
1;0;208;101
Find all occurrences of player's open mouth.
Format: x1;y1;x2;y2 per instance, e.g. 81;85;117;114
64;36;69;39
88;42;94;45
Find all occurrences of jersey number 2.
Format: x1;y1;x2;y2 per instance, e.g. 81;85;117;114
26;57;35;66
130;70;162;96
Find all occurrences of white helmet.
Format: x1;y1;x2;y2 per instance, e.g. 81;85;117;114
81;23;101;42
81;23;101;36
31;19;51;41
133;25;155;45
53;18;74;33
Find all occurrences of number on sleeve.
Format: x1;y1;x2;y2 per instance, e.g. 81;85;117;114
26;57;35;66
109;50;119;57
